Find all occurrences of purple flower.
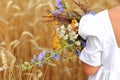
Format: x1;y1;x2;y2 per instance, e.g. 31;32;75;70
53;53;59;60
74;48;81;57
57;3;63;8
67;12;71;17
52;10;59;14
31;55;37;63
56;0;64;13
68;41;73;44
38;50;46;62
81;40;86;47
56;0;62;7
86;11;96;16
80;14;83;17
39;63;43;67
59;7;64;12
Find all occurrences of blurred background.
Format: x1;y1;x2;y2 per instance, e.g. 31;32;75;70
0;0;119;80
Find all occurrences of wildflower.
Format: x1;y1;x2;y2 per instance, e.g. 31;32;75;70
56;0;62;7
58;29;66;38
75;22;79;27
47;13;53;21
39;63;43;67
68;30;76;36
46;10;51;13
81;40;86;47
31;55;37;63
56;44;61;50
56;27;60;34
60;25;65;30
68;41;73;44
53;35;59;42
86;11;96;16
52;20;58;25
56;0;64;13
80;14;83;16
75;41;81;46
59;7;64;12
53;53;59;60
51;29;56;36
53;35;61;50
46;13;58;25
67;24;72;31
63;34;68;40
58;33;64;38
73;34;78;39
53;10;59;14
72;18;77;23
57;3;63;9
38;50;46;62
70;36;75;42
59;29;66;35
71;18;77;28
74;48;81;57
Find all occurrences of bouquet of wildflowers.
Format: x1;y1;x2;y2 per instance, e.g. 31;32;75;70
46;0;89;55
21;0;95;70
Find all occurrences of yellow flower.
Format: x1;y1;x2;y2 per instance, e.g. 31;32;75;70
52;20;58;25
72;18;77;23
71;18;77;28
51;29;55;36
46;13;58;25
52;35;61;50
54;44;61;50
70;18;78;32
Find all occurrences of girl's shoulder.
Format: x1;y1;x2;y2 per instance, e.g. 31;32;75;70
78;9;108;39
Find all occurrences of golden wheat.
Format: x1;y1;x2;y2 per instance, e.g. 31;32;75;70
0;47;16;71
0;0;119;80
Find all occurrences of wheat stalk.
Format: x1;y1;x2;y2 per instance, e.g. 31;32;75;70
12;4;21;11
0;47;16;72
0;47;8;71
5;0;13;14
20;31;34;40
0;17;9;25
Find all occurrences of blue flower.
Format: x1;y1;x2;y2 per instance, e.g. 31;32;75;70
53;53;59;60
74;48;81;57
38;50;46;62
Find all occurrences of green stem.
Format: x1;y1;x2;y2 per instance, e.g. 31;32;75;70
59;44;74;54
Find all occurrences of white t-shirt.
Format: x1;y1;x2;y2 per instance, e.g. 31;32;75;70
78;9;120;80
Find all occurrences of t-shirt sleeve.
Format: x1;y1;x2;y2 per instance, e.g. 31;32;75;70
78;14;103;66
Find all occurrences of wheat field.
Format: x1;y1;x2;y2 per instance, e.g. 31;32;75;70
0;0;119;80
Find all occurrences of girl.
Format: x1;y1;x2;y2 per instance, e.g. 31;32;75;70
78;3;120;80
